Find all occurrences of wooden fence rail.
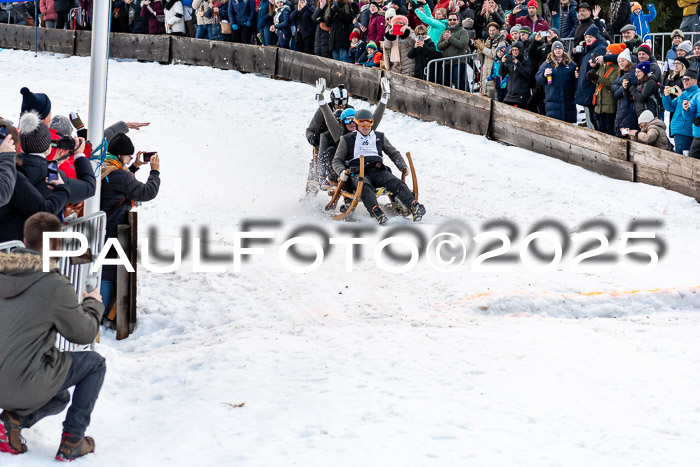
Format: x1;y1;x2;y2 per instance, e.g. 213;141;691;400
2;24;700;200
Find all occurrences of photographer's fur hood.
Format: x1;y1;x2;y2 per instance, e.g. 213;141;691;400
0;250;56;299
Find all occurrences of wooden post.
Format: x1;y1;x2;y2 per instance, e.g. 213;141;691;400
116;224;130;340
128;212;138;331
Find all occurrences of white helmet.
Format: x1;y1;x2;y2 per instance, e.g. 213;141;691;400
330;85;348;107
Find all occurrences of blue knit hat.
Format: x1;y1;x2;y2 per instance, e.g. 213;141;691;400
636;60;651;74
367;41;378;50
20;87;52;120
584;24;599;39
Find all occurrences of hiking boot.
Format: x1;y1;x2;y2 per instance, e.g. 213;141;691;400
339;198;352;213
0;410;27;455
410;201;426;222
371;206;388;225
55;432;95;462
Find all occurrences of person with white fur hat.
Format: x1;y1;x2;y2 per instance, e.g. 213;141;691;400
626;109;669;150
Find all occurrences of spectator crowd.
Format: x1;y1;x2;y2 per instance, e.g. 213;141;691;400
4;0;700;153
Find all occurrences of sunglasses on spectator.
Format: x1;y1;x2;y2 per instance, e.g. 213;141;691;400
448;18;459;21
355;119;374;126
682;77;693;81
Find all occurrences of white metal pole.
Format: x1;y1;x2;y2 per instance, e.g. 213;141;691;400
84;1;111;215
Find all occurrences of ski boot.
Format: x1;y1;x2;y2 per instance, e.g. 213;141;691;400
409;200;426;222
0;411;27;455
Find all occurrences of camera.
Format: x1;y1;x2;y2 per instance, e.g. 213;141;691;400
505;55;515;62
142;151;156;162
51;135;75;151
0;126;7;139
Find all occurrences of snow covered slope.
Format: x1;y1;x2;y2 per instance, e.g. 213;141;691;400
2;49;700;466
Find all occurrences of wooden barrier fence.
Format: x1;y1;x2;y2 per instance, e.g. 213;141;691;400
2;24;700;200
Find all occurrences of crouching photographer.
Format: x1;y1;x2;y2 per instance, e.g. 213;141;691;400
0;212;105;462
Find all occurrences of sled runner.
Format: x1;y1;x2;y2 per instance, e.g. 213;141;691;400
323;153;419;221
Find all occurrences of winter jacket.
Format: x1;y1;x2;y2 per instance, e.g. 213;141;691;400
257;0;273;29
100;161;160;280
573;16;607;46
476;38;503;97
385;29;416;75
141;0;167;34
367;11;386;45
608;0;631;36
559;0;578;38
415;5;448;51
688;89;700;137
359;50;383;67
631;5;656;40
574;31;607;106
164;0;186;34
625;75;660;117
436;25;470;57
273;5;291;41
313;5;331;57
290;4;315;40
0;250;102;416
0;153;15;208
623;34;643;56
130;0;151;33
507;12;549;33
332;131;407;176
228;0;254;27
663;84;700;137
474;8;504;41
55;0;73;14
0;156;71;243
591;62;619;115
40;0;57;21
354;3;370;32
193;0;215;25
632;118;669;149
325;1;358;51
535;57;577;122
349;40;367;64
612;70;640;134
499;43;533;107
407;37;443;80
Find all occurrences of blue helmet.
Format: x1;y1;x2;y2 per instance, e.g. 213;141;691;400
340;108;356;125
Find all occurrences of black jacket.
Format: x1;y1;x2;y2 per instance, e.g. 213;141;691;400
407;37;443;80
499;43;533;106
19;153;96;205
100;165;160;280
0;157;71;243
325;1;359;51
290;4;316;40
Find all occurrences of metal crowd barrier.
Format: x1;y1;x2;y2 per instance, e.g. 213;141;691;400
0;213;107;352
426;53;480;93
56;211;107;351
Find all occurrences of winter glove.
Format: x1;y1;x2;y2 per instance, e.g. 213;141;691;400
380;76;390;104
693;116;700;126
307;132;320;146
232;24;239;30
586;70;599;82
315;78;327;105
70;111;85;131
244;21;251;27
340;169;350;181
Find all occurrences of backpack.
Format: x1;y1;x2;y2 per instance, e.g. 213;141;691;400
69;7;91;30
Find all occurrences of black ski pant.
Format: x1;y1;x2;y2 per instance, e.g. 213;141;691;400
689;137;700;159
348;166;415;213
17;351;106;438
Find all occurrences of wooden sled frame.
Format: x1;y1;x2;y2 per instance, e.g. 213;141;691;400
324;153;419;221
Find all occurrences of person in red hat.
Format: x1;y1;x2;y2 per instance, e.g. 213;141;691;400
507;0;549;33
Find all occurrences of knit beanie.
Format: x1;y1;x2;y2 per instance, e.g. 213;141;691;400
671;29;684;39
550;27;559;37
676;56;691;69
638;110;654;124
20;87;52;121
637;43;652;57
349;30;361;41
367;40;378;50
510;25;520;37
636;60;651;74
631;2;642;14
683;68;698;80
678;40;692;53
19;111;52;154
527;0;538;8
392;14;408;25
584;24;599;38
385;8;396;20
552;41;564;50
108;133;135;156
50;115;72;137
519;25;532;35
606;43;626;55
618;48;632;63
